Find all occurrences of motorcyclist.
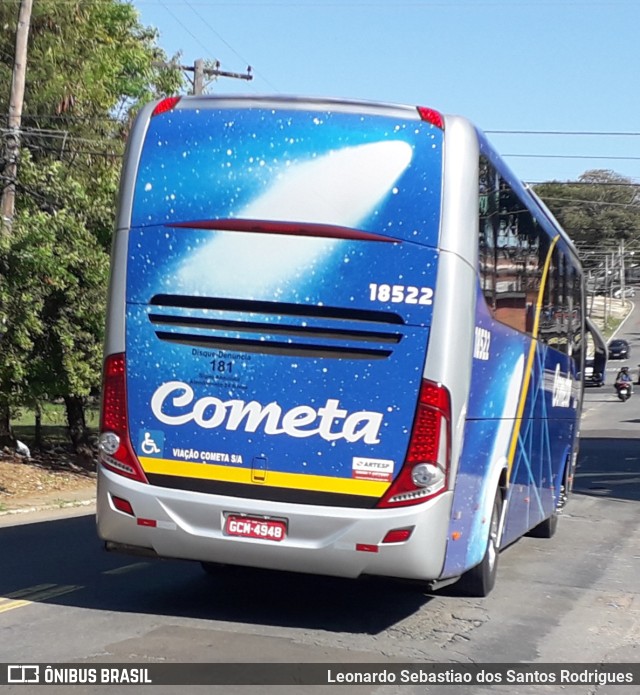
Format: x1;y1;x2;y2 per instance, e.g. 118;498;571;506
615;366;633;393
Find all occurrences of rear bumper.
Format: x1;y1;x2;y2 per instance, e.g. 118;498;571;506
97;466;453;582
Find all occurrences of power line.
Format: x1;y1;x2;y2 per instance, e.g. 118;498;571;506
182;0;280;92
6;122;640;173
8;113;640;138
487;130;640;137
157;0;215;59
7;113;640;175
537;197;640;209
154;1;258;93
530;181;640;187
2;1;633;4
8;112;640;142
124;1;640;6
505;153;640;161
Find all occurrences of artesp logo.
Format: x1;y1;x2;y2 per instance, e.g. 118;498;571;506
552;364;572;408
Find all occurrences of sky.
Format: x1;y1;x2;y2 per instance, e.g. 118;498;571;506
132;0;640;185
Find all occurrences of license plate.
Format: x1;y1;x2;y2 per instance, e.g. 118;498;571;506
224;514;287;542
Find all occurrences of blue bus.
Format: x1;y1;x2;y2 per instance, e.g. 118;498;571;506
97;95;590;596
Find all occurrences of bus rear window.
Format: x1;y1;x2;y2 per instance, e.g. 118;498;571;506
131;107;443;247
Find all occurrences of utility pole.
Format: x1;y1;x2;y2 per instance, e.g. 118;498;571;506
184;59;253;95
620;238;626;298
604;253;609;328
1;0;33;236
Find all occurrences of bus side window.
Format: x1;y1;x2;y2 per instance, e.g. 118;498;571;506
478;156;544;336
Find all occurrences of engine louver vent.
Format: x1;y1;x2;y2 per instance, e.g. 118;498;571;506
148;295;404;360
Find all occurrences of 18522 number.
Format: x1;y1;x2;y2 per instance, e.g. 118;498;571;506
368;283;434;306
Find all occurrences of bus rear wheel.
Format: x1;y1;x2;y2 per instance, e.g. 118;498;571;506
526;481;566;539
459;492;502;597
526;510;558;539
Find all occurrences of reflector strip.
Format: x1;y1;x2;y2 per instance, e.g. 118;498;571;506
112;495;134;516
355;543;379;553
381;527;414;544
140;457;389;498
170;218;398;243
137;518;157;527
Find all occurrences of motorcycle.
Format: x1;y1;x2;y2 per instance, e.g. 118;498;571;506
615;380;632;402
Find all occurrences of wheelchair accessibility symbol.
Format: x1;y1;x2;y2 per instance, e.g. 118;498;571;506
138;430;164;457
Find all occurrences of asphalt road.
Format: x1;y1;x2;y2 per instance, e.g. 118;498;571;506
1;312;639;694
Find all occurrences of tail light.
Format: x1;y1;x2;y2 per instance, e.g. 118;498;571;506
378;379;450;508
99;353;148;484
112;495;135;516
152;96;181;117
417;106;444;129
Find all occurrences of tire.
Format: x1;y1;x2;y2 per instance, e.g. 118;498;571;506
527;476;567;539
459;492;502;597
526;509;558;539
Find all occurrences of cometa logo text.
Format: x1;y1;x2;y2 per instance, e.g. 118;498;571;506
151;381;384;444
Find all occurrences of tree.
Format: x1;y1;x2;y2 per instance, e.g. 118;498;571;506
534;170;640;249
0;0;185;449
6;153;114;451
1;1;184;130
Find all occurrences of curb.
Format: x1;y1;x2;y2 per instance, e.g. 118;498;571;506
0;485;97;518
608;299;635;340
0;497;96;517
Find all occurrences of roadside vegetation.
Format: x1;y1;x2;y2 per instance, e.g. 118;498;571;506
535;170;640;248
0;0;185;458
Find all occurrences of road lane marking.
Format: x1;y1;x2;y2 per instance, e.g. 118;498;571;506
102;562;150;575
1;583;57;599
0;584;83;614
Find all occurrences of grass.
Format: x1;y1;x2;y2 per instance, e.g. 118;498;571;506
11;403;99;449
12;403;99;427
603;317;624;339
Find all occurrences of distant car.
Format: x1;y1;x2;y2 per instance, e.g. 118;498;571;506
584;358;605;387
613;288;636;298
608;339;630;360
